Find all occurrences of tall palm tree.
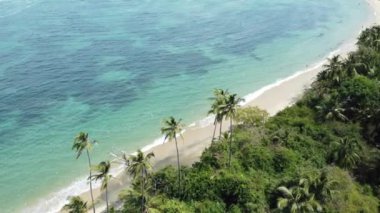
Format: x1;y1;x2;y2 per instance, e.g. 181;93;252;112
63;196;88;213
220;93;243;167
331;138;362;170
277;179;322;213
161;116;183;195
208;89;229;141
127;150;155;213
90;161;112;213
72;132;96;213
208;103;223;142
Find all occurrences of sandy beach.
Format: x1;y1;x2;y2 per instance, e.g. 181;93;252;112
67;0;380;212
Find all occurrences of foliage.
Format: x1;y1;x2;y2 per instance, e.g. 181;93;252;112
63;196;87;213
236;106;268;124
330;138;362;169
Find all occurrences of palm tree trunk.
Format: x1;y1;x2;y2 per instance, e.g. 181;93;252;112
174;137;181;196
106;185;109;213
141;169;144;213
219;120;223;140
211;117;217;142
86;150;96;213
228;118;233;168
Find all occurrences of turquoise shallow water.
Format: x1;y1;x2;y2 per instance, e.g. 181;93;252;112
0;0;370;212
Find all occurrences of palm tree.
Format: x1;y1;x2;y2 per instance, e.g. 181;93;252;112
315;98;348;122
318;55;344;85
309;170;335;203
216;132;230;167
208;89;229;141
358;26;380;50
325;106;348;121
63;196;87;213
277;179;322;213
220;93;243;167
331;138;362;170
72;132;96;213
127;150;155;213
90;161;112;213
161;116;183;195
208;103;223;142
343;53;367;77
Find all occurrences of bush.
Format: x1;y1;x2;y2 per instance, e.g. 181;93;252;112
272;147;300;174
213;171;256;210
148;195;193;213
238;145;274;172
193;200;225;213
323;167;379;212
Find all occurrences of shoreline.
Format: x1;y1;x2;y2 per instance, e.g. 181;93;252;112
26;0;380;212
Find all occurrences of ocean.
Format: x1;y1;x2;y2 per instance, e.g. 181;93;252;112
0;0;370;212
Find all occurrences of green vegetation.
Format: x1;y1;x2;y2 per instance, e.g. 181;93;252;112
66;26;380;212
63;196;88;213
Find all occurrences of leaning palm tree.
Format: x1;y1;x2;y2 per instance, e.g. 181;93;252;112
208;89;229;141
127;150;155;213
72;132;96;213
63;196;87;213
220;93;243;167
161;116;184;195
90;161;112;213
208;102;224;142
331;138;362;170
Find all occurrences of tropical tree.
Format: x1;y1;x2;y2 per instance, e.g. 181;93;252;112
63;196;87;213
318;55;344;85
309;170;335;203
161;116;184;195
127;150;155;213
72;132;96;213
316;103;348;122
208;89;229;141
208;103;223;142
220;93;243;167
90;161;112;213
235;107;269;139
343;53;367;77
331;138;362;170
276;179;322;213
358;26;380;51
314;93;349;122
